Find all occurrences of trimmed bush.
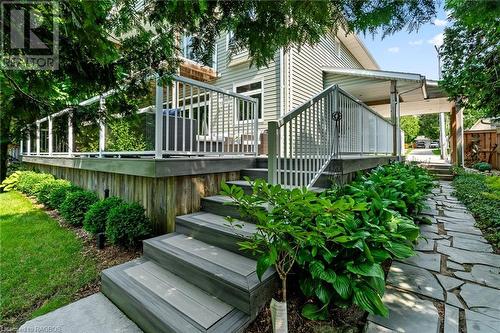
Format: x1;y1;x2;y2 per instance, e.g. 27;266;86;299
37;179;72;206
0;171;23;192
60;190;99;226
47;184;81;210
16;172;55;196
83;197;124;234
472;162;492;172
106;202;151;248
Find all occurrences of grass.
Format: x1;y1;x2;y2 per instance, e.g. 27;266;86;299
0;191;98;328
432;149;441;155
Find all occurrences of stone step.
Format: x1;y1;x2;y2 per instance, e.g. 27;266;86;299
101;259;250;333
175;211;256;257
143;233;277;317
426;168;453;175
434;174;454;181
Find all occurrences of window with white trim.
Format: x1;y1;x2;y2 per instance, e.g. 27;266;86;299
181;34;217;69
235;81;263;121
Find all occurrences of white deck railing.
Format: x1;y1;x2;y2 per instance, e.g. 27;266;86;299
267;85;394;188
20;76;259;158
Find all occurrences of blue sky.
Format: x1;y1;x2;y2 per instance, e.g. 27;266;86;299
359;4;447;80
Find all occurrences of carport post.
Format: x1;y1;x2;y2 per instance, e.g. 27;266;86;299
456;102;464;167
390;80;400;159
439;112;446;160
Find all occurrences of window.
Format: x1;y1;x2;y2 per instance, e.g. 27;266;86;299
235;81;263;121
181;34;217;69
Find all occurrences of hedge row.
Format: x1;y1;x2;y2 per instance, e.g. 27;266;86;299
0;171;151;248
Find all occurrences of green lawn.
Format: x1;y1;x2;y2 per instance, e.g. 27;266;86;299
432;148;441;155
0;191;98;328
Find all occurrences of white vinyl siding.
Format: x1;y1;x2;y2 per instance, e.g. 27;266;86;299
288;31;363;110
209;32;280;130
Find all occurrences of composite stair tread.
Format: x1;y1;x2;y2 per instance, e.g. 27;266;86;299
144;233;275;291
102;259;249;332
176;211;257;238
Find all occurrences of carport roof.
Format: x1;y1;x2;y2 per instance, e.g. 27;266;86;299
323;67;452;117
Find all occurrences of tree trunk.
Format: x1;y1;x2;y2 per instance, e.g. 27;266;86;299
281;277;287;302
0;114;12;185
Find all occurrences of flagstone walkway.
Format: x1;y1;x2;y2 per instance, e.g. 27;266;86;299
366;181;500;333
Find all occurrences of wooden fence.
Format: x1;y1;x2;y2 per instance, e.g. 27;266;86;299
464;129;500;169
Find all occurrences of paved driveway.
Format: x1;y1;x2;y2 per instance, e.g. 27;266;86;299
407;148;444;163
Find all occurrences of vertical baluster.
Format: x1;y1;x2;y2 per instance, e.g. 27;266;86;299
67;113;73;156
216;92;220;154
283;122;287;187
289;118;293;187
267;121;278;184
36;121;40;156
165;84;170;153
155;77;164;159
173;81;179;153
182;83;186;152
189;85;194;153
222;94;226;155
27;128;31;156
48;116;53;156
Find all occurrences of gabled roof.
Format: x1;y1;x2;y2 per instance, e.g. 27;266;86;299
336;28;379;70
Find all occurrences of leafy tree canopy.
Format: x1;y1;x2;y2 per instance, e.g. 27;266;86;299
0;0;437;181
440;0;500;118
400;116;420;143
418;114;440;140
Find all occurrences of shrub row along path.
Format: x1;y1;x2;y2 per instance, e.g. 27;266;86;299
366;181;500;333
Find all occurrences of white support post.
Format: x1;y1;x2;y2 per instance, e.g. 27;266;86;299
390;80;398;157
68;113;73;156
267;121;278;184
19;136;23;156
36;121;40;155
155;77;164;159
358;104;363;156
27;130;31;156
48;116;53;156
439;112;447;160
254;99;259;155
396;93;401;160
98;96;106;157
456;103;464;167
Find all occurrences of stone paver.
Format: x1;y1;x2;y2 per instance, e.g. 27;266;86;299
399;251;441;272
466;309;500;333
367;288;439;333
367;180;500;333
455;265;500;289
444;305;459;333
387;262;444;300
18;293;142;333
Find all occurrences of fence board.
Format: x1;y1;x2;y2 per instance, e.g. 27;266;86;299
464;129;499;169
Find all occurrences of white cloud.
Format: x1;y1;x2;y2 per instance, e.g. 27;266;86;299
387;47;400;53
428;33;444;47
409;40;423;46
433;18;447;26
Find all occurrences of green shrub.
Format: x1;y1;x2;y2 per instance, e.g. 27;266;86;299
0;171;23;192
106;202;151;248
60;190;99;226
453;172;500;248
37;179;72;206
83;197;124;234
47;184;81;210
222;162;433;320
472;162;492;172
16;171;55;196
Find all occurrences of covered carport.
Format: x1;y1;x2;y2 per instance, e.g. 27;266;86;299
323;67;464;165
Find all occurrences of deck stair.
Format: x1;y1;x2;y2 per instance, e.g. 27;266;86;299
101;164;333;332
101;167;285;333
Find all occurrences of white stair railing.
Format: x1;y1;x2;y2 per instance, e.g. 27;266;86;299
268;85;394;188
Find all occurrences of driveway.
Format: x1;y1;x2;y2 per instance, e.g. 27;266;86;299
407;148;444;163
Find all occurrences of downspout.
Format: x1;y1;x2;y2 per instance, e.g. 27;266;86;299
279;47;284;117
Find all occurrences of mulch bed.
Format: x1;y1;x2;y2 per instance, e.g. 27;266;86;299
245;276;367;333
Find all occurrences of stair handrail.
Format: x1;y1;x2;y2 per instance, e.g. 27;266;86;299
268;84;340;188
